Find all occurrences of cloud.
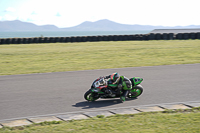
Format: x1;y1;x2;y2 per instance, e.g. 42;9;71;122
26;18;34;22
55;12;61;17
4;7;16;12
1;0;199;27
2;14;17;21
31;11;37;15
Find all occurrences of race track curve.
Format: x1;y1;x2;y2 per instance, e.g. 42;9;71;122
0;64;200;120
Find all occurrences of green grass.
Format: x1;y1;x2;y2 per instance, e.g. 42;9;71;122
0;40;200;75
1;107;200;133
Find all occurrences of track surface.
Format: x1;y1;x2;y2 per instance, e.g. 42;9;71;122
0;64;200;120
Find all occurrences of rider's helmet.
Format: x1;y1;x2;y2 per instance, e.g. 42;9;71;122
110;72;120;84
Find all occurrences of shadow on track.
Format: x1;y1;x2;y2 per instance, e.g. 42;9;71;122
72;98;137;109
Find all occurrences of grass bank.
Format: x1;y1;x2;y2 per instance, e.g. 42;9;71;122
1;107;200;133
0;40;200;75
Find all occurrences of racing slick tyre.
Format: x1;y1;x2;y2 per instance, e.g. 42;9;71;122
84;90;99;101
127;84;143;98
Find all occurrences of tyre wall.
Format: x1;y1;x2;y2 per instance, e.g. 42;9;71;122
0;32;200;44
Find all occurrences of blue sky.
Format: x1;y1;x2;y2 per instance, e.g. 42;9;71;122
0;0;199;28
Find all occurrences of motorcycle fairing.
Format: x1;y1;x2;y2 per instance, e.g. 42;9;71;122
130;77;143;87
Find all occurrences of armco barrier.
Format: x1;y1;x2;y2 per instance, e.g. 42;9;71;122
0;32;200;44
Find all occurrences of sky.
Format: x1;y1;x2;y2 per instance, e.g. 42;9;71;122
0;0;200;28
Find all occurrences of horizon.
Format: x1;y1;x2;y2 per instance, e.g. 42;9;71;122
1;19;200;29
0;0;200;28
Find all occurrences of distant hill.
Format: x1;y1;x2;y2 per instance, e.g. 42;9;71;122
62;19;165;31
0;19;200;32
0;20;59;31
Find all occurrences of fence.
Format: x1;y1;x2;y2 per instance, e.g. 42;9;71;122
1;32;200;44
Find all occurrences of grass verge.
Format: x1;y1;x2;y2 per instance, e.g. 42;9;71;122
0;107;200;133
0;40;200;75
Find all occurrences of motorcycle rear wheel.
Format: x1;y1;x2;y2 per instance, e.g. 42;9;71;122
84;90;99;101
128;85;143;98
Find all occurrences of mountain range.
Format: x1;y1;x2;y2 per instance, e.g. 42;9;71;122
0;19;200;32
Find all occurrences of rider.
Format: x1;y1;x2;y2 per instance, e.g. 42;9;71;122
104;72;132;102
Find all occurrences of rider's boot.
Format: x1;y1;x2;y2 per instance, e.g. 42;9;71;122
120;90;129;102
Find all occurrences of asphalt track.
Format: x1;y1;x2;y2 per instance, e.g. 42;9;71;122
0;64;200;120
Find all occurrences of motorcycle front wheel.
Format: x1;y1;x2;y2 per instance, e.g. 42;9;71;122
127;85;143;98
84;90;99;101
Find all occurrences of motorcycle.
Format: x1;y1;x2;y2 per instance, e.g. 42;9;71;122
84;76;143;102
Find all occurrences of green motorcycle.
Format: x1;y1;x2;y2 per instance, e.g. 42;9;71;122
84;76;143;102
